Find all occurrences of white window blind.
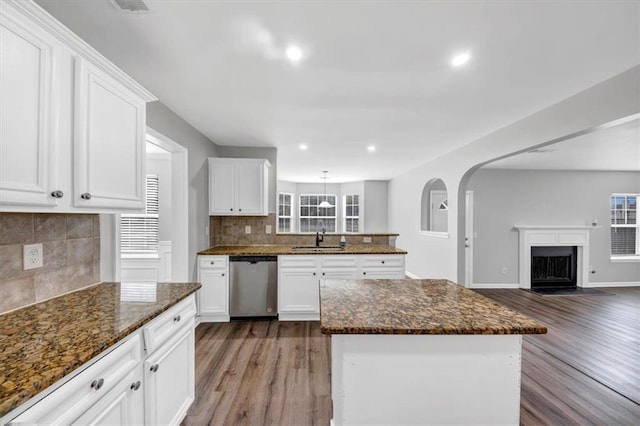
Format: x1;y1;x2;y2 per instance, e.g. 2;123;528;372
121;175;159;254
344;194;360;233
610;194;639;257
299;194;336;233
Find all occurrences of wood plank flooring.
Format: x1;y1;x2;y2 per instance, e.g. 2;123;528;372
183;288;640;425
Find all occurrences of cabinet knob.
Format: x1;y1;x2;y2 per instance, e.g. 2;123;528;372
312;272;316;276
381;261;385;264
173;315;181;322
150;364;159;373
80;192;92;200
51;190;64;199
90;378;104;390
130;381;141;391
230;208;233;211
210;261;215;265
363;272;367;275
239;208;242;212
222;273;225;277
322;272;325;276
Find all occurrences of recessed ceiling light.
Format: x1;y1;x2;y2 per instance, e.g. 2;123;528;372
451;51;471;67
299;143;308;151
286;45;303;63
367;145;376;153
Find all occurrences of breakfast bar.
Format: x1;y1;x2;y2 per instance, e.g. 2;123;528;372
320;279;547;425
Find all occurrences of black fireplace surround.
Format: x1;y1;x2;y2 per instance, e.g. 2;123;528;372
530;246;577;289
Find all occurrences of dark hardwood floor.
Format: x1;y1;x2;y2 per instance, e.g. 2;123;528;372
183;288;640;425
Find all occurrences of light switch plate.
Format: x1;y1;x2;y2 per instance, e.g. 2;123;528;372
265;225;272;234
24;243;43;270
245;225;251;234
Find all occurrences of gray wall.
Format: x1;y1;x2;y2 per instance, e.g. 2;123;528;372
364;181;388;232
216;146;278;213
468;169;640;284
146;101;219;281
146;156;172;241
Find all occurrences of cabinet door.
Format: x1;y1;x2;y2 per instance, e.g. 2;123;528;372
235;161;263;215
74;58;145;210
209;160;235;214
72;367;143;426
278;269;319;315
144;328;195;426
198;268;229;319
0;10;58;207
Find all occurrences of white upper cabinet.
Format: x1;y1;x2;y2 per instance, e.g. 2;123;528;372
0;5;58;207
73;58;145;210
0;0;156;213
209;158;270;216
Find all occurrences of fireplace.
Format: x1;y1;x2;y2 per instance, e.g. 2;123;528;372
530;246;577;289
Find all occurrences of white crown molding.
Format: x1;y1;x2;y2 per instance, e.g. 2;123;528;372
4;0;157;102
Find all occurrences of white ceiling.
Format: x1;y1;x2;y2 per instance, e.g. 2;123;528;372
485;118;640;171
35;0;640;182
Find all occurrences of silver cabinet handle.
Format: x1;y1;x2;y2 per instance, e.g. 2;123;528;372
90;378;104;390
173;315;181;322
51;190;64;198
80;193;92;200
150;364;159;373
130;381;141;391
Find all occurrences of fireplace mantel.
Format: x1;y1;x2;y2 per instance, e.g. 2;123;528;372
515;226;592;289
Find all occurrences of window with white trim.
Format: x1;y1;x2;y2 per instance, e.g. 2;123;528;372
278;193;293;233
344;194;360;233
299;194;336;233
121;175;159;254
611;194;639;258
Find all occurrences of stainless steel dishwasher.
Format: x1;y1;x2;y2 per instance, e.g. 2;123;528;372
229;256;278;318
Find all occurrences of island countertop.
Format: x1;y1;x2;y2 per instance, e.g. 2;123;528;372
0;282;201;417
320;279;547;335
198;244;407;256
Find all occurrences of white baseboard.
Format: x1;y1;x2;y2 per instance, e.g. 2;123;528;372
581;281;640;288
470;283;520;289
405;270;421;279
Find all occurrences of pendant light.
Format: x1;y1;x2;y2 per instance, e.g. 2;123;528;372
319;170;331;208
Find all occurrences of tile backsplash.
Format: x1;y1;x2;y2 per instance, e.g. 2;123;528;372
210;214;394;246
0;213;100;314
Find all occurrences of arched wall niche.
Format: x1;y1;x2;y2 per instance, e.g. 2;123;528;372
420;178;448;234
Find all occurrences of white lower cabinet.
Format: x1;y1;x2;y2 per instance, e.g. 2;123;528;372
278;254;405;321
144;328;195;426
197;256;230;322
9;295;197;426
73;366;144;425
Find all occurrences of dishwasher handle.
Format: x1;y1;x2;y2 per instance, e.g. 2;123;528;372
229;256;278;263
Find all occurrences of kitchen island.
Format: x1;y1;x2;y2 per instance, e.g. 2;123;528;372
320;278;547;425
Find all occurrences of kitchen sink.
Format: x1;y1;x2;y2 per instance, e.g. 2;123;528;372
291;246;345;253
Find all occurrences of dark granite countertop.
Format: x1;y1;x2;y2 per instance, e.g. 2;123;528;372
320;279;547;335
0;282;201;417
198;244;407;256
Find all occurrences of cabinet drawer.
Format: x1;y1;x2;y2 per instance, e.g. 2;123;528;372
12;333;141;424
361;255;405;269
321;256;358;268
279;255;318;269
143;295;196;355
199;256;228;270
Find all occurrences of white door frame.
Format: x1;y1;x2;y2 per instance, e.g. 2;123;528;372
464;191;474;287
101;127;189;282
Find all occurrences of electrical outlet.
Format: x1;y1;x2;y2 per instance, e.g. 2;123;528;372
502;267;508;274
363;237;372;243
205;226;209;236
23;243;43;270
245;225;251;234
265;225;272;234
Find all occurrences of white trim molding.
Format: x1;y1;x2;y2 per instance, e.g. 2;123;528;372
581;281;640;288
405;271;421;279
4;0;156;102
470;283;520;289
515;225;593;289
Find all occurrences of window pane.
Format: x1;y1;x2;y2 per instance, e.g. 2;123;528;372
611;227;637;255
629;197;637;210
284;205;291;216
346;206;353;216
352;195;359;204
353;206;359;216
628;210;636;224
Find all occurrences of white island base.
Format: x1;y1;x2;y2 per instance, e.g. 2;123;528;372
331;334;523;425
